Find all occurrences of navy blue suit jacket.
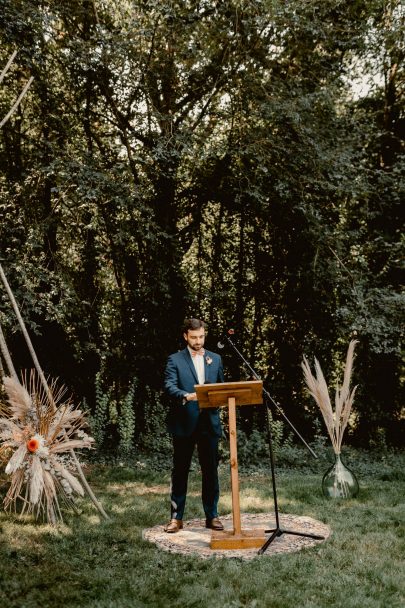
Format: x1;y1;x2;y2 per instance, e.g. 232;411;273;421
164;347;224;437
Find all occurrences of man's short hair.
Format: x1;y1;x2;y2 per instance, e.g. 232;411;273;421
182;318;206;334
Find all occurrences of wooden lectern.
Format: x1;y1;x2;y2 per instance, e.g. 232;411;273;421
196;380;265;550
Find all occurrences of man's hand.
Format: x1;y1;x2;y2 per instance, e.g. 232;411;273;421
185;392;197;401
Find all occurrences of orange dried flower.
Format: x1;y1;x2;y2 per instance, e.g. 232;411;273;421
27;438;39;453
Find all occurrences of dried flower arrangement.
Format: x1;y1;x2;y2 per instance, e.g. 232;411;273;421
0;372;94;524
301;340;358;455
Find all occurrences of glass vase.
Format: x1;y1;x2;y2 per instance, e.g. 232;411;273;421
322;453;359;499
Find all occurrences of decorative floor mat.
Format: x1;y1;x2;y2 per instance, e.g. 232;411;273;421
143;512;331;560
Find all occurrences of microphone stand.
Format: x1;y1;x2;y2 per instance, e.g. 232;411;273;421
218;332;325;554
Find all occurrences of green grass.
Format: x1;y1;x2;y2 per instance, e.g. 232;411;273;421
0;452;404;608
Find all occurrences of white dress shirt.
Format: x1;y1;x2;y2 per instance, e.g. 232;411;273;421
188;346;205;385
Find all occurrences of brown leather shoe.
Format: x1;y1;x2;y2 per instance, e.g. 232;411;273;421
205;517;224;531
164;518;183;533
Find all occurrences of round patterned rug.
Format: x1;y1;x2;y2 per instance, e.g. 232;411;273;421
143;513;331;560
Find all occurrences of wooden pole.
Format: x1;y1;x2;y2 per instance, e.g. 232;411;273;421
0;322;18;380
0;76;34;129
228;396;242;535
0;50;17;84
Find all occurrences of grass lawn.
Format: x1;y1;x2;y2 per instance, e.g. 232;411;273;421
0;450;404;608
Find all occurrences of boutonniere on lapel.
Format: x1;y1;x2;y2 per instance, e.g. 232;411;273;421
205;356;213;366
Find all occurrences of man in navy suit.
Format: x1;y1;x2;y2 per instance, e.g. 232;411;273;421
164;318;224;533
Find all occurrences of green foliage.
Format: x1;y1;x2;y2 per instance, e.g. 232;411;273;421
89;375;138;457
89;372;111;450
0;0;403;448
117;378;137;457
137;388;172;465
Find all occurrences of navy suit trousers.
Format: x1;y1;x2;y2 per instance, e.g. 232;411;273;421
171;429;220;521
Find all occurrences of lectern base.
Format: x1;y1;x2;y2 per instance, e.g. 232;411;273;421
210;528;266;550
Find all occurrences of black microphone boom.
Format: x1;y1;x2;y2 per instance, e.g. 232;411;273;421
221;331;317;459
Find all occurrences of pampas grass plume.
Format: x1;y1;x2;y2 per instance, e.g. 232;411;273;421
302;340;358;454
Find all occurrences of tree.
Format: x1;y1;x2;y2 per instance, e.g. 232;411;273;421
0;0;402;446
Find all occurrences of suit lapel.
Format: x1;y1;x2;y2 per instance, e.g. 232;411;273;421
204;350;215;383
182;348;199;384
203;351;209;383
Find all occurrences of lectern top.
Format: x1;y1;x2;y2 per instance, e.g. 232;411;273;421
195;380;263;409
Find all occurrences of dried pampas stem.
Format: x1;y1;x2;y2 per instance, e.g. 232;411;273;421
302;340;358;454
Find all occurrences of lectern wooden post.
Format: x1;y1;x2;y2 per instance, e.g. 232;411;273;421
196;380;265;550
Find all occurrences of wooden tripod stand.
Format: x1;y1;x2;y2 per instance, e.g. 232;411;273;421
196;380;265;550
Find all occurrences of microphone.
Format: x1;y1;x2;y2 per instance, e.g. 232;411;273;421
217;328;235;349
